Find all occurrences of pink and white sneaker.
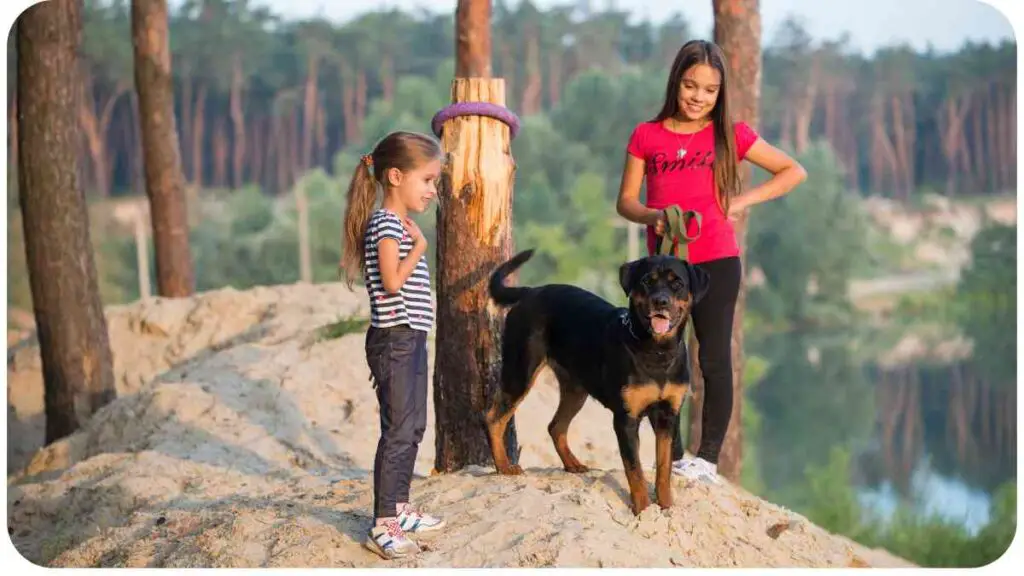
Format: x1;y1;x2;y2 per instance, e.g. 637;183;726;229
397;504;446;533
365;518;420;560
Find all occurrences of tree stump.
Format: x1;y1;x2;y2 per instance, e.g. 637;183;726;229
433;77;519;472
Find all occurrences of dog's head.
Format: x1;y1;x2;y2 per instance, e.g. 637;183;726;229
619;255;710;339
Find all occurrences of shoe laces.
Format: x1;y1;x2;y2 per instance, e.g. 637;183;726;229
382;519;406;539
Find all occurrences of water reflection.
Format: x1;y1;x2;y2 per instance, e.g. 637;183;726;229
747;329;1017;535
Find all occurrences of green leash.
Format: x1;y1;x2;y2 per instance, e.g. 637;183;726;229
657;205;702;261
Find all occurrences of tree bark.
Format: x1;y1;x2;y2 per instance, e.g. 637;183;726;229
970;90;986;191
938;95;970;196
998;86;1015;190
709;0;761;483
8;95;17;190
986;86;1000;190
16;0;116;443
302;51;319;170
547;44;562;107
213;114;228;187
251;113;264;187
793;56;818;154
132;0;195;297
180;64;192;179
339;63;357;145
230;51;245;188
382;54;395;102
191;83;206;187
434;77;518;472
521;27;542;116
78;76;126;196
455;0;492;77
354;68;367;142
891;93;913;200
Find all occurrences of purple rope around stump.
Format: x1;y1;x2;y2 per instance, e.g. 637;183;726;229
431;101;521;140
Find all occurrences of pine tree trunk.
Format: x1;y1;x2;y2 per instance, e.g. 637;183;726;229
213;115;227;187
793;61;817;154
251;113;264;187
999;86;1015;189
302;51;319;171
891;94;912;200
78;78;126;196
708;0;761;483
970;91;986;192
230;51;245;189
340;64;357;145
382;54;395;102
455;0;492;77
547;45;562;107
132;0;194;297
8;95;17;190
939;96;969;196
17;0;116;443
985;87;1000;191
355;69;367;142
191;83;206;187
433;77;519;472
521;28;542;115
274;112;287;193
180;65;193;179
315;96;327;167
779;102;793;150
289;108;301;188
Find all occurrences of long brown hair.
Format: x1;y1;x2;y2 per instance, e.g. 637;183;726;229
652;39;741;215
340;131;442;288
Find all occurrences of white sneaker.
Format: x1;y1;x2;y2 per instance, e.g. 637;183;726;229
364;519;420;560
671;456;720;483
397;504;446;533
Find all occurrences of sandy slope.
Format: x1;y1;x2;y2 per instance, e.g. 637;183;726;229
6;283;914;568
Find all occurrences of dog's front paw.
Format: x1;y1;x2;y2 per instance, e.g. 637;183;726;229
563;462;590;474
496;464;524;476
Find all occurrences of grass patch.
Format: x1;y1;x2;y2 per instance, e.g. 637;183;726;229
316;315;369;341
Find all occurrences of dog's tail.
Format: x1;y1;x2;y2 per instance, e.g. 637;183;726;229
489;249;535;306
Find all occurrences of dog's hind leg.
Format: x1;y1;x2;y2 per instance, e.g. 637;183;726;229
486;327;546;476
547;371;589;473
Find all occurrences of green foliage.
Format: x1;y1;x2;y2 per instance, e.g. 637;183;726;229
515;172;626;302
746;143;870;328
954;223;1016;384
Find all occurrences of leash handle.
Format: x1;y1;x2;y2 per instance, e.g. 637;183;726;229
657;205;702;260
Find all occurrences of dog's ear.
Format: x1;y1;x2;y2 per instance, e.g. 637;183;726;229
686;262;711;303
619;259;641;296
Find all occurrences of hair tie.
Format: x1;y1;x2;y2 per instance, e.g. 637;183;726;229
361;154;373;167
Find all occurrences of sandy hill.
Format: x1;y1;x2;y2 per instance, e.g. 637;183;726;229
6;283;914;568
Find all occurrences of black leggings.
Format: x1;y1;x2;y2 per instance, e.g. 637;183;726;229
670;256;742;463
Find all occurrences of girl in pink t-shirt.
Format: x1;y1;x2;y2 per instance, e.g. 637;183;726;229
616;39;806;483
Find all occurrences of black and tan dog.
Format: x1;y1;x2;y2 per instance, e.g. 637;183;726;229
484;249;710;514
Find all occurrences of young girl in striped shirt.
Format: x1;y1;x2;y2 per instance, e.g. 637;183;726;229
340;131;446;560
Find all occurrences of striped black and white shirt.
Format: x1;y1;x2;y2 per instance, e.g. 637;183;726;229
363;209;434;332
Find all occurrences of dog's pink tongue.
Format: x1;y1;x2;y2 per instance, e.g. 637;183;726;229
651;316;671;334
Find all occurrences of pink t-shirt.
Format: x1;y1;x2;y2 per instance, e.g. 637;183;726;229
626;120;760;263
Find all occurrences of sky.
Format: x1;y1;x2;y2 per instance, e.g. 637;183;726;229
252;0;1018;55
